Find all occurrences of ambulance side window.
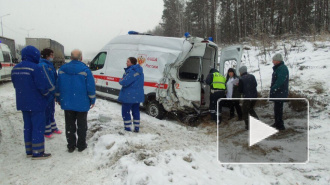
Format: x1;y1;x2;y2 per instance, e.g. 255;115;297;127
179;57;200;81
2;51;11;63
90;52;107;71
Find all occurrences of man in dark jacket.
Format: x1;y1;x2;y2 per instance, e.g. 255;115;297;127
11;45;53;159
238;66;259;130
118;57;145;132
55;49;96;153
205;68;226;123
270;53;289;130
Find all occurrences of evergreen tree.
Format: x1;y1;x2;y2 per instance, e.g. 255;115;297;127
154;0;330;43
161;0;185;37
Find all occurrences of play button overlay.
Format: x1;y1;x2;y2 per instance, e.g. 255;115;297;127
217;98;309;164
249;116;278;147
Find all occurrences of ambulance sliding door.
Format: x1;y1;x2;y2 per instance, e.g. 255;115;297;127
103;49;138;99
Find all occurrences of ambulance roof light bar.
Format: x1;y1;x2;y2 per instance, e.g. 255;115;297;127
128;31;152;36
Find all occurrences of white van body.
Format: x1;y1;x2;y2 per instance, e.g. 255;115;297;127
90;34;242;121
0;43;13;81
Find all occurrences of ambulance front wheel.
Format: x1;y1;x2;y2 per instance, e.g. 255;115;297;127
146;101;165;119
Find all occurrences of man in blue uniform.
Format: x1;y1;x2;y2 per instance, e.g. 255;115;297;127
11;45;53;159
55;49;96;153
39;48;62;138
118;57;145;132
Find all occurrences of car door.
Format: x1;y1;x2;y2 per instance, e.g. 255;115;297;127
0;49;4;80
1;51;12;79
89;52;108;96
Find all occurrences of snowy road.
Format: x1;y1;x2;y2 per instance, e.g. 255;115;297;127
1;81;329;185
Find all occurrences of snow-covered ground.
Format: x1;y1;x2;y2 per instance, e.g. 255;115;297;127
0;39;330;185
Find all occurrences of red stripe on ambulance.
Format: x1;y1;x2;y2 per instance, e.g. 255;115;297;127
0;63;15;67
93;75;168;89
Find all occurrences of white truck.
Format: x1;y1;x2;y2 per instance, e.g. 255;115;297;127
90;33;242;123
26;38;65;69
0;43;14;81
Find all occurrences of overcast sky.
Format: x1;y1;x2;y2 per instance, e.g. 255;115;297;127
0;0;164;59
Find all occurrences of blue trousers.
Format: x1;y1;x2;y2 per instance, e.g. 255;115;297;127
122;103;140;131
45;99;58;135
22;111;46;157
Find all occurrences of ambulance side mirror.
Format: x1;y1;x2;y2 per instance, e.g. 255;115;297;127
89;62;95;70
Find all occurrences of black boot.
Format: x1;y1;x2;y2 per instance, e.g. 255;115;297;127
244;120;249;130
68;147;76;153
218;116;222;124
32;153;52;160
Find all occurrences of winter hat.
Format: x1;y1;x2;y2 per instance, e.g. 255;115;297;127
272;53;283;61
239;66;247;74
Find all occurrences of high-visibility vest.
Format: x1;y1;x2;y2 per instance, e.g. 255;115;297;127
212;72;226;89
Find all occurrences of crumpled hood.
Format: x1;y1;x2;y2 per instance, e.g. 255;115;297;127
125;64;143;74
21;46;40;64
61;60;88;75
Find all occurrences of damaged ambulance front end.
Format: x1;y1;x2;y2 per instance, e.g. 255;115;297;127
156;37;218;123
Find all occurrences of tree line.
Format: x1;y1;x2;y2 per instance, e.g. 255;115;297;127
148;0;330;43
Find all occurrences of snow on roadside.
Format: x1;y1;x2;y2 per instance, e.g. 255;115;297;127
1;39;330;185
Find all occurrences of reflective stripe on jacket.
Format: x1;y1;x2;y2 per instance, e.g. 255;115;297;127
55;60;96;112
11;46;52;111
39;58;57;103
118;64;145;103
212;72;226;90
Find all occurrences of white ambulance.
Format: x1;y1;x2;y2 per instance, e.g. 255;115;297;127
0;43;14;81
90;32;242;122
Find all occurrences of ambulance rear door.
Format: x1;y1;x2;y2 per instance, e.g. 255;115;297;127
219;45;243;76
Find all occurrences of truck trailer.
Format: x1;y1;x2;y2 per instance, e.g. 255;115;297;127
26;38;65;68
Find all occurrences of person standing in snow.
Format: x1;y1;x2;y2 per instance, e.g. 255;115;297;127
225;68;242;121
270;53;289;130
206;68;226;123
55;49;96;153
238;66;259;130
39;48;62;139
11;45;53;159
118;57;144;132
